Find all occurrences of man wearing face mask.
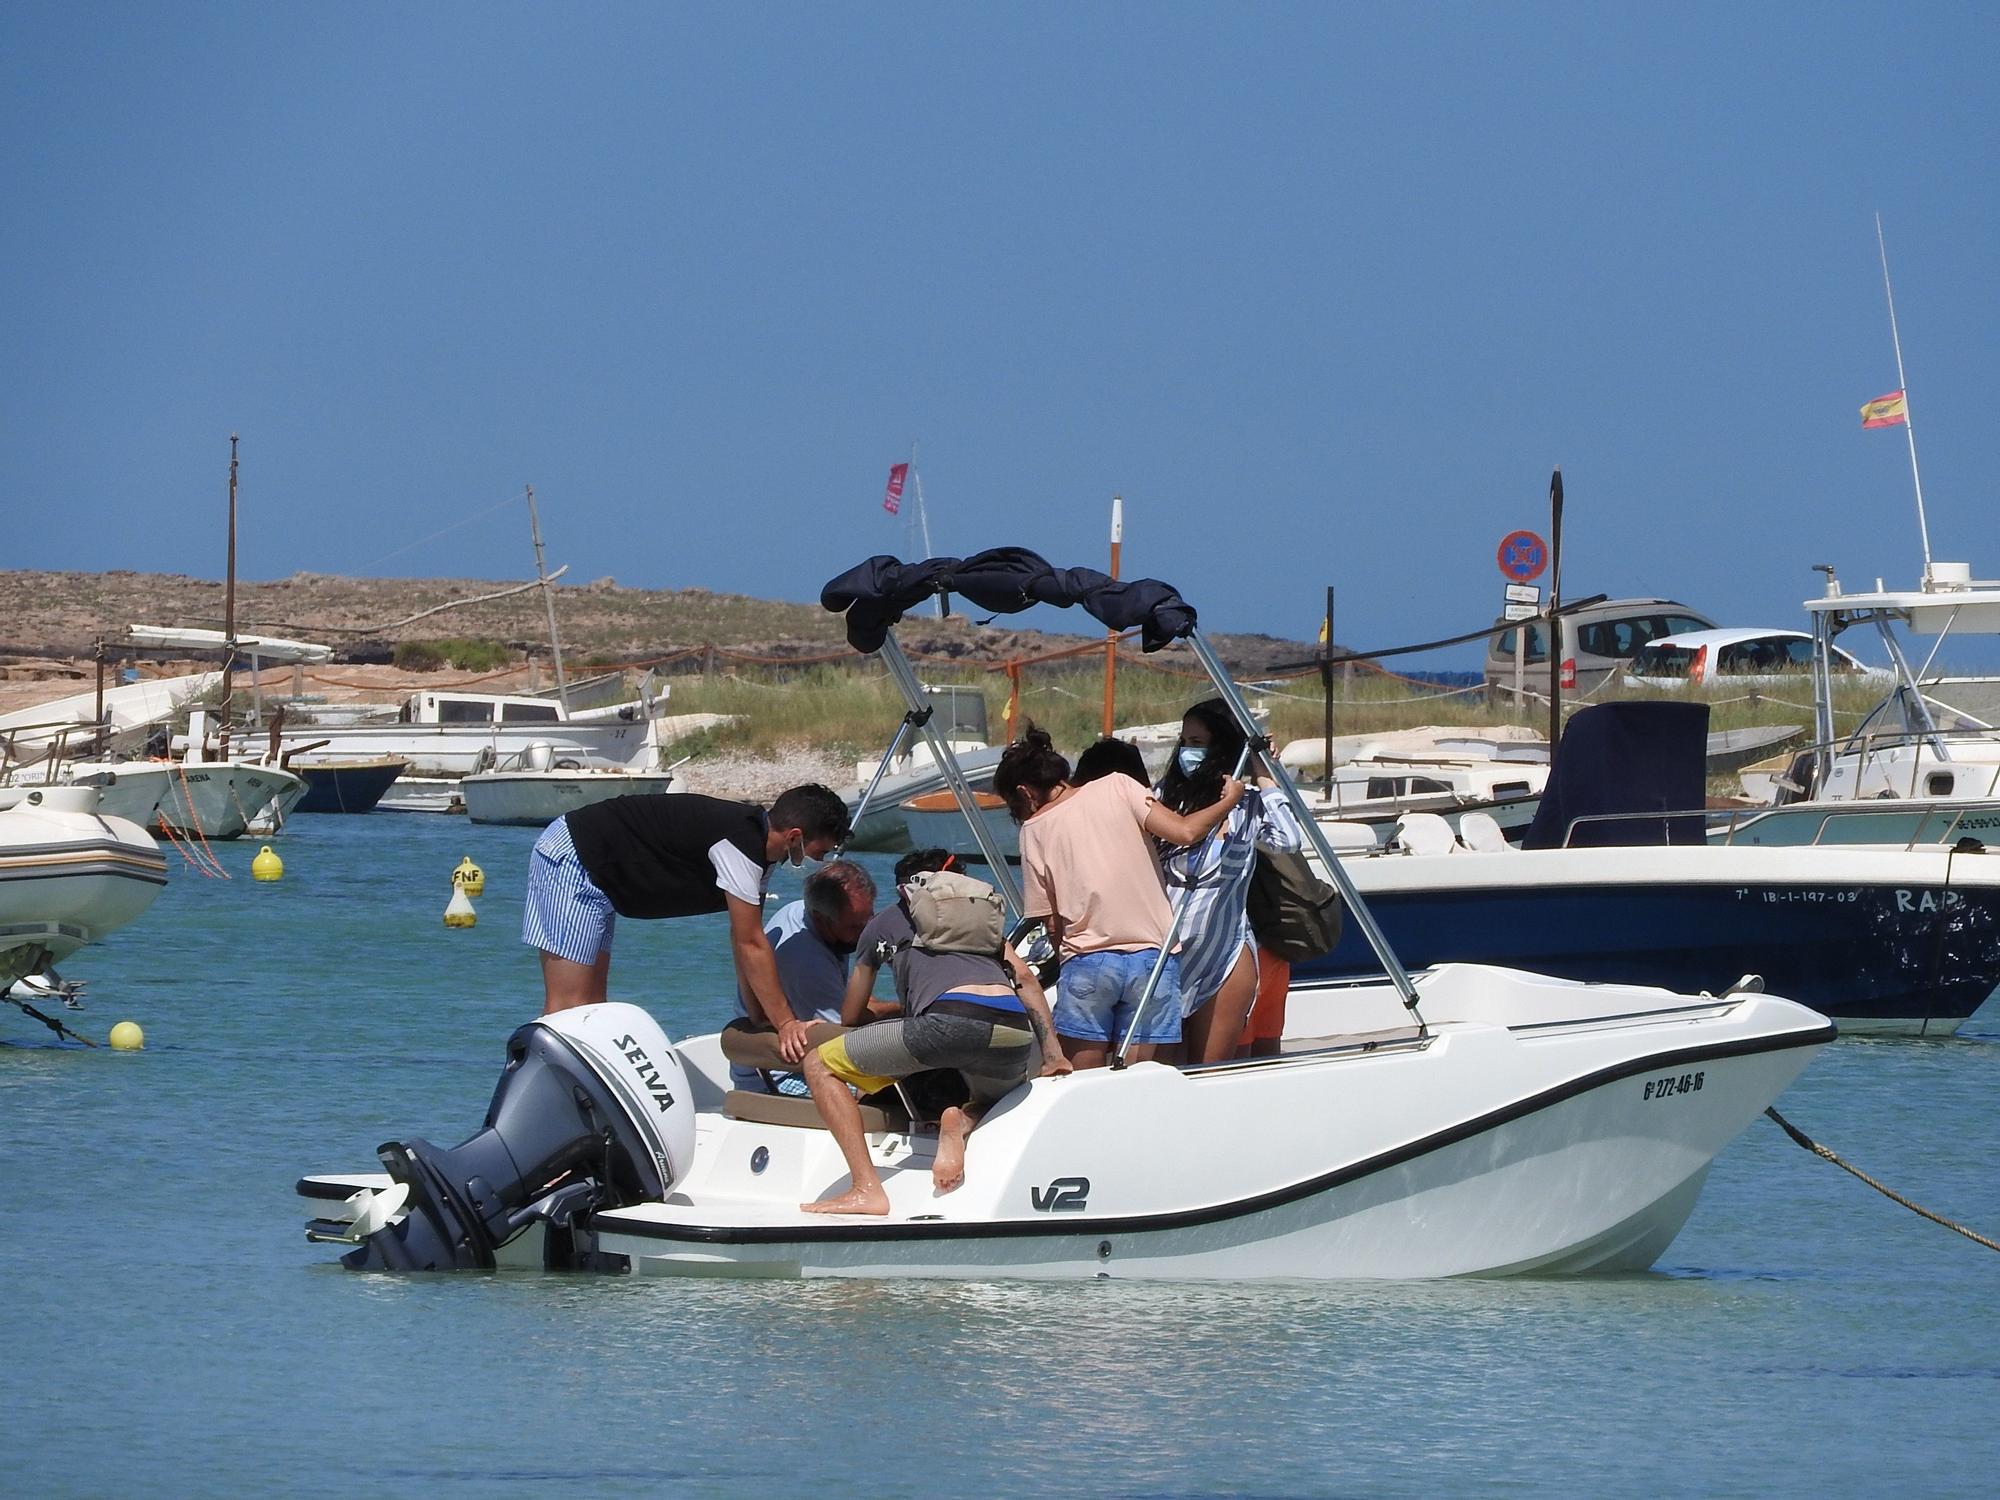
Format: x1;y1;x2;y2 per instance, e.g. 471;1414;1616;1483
522;784;850;1032
718;859;878;1093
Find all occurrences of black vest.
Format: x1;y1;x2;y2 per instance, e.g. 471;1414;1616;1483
565;793;769;919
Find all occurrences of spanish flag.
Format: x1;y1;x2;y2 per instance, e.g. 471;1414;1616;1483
1860;390;1908;429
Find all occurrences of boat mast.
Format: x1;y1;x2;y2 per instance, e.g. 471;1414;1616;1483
526;484;569;713
220;433;238;756
1875;213;1934;584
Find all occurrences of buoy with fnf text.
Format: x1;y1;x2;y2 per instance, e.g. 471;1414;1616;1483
453;856;485;898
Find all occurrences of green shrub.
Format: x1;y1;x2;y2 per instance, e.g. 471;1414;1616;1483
393;638;511;673
393;641;446;672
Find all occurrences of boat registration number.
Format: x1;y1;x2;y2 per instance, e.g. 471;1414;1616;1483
1642;1070;1704;1102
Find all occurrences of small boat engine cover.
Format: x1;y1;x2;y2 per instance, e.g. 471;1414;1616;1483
534;1001;698;1187
344;1002;697;1272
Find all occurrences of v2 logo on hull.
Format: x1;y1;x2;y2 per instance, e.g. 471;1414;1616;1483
1030;1176;1090;1213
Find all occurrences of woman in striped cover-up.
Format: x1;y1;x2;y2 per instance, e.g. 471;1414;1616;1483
1155;698;1306;1064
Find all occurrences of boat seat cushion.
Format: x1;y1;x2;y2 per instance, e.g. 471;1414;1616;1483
1394;811;1457;856
721;1089;909;1134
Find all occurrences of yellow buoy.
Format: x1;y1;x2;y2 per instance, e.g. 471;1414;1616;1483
108;1021;145;1051
444;886;478;928
453;855;485;898
252;845;285;881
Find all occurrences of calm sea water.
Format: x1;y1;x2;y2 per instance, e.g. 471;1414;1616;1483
4;813;1997;1499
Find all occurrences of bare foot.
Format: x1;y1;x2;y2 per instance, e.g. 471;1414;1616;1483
932;1106;971;1194
801;1183;890;1215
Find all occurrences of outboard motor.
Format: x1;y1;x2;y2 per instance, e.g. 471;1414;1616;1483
340;1002;697;1272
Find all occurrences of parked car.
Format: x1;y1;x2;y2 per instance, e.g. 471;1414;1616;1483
1626;628;1878;688
1485;598;1715;703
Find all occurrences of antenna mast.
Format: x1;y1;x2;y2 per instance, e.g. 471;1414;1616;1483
526;484;569;711
1875;213;1934;583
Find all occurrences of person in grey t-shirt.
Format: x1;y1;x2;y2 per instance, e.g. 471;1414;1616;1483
801;849;1068;1216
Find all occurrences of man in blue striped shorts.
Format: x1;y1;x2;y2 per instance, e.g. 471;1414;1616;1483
522;785;849;1050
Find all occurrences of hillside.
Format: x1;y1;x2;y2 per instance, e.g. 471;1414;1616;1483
0;568;1330;677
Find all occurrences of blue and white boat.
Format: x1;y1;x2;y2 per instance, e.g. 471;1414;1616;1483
1295;702;2000;1035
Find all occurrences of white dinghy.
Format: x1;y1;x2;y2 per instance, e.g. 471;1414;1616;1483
301;548;1832;1279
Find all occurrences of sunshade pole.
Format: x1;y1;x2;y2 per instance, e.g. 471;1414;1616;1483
1112;743;1251;1068
844;712;921;851
876;633;1025;916
1184;629;1426;1022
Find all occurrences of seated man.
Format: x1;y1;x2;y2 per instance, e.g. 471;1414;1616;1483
802;850;1070;1214
720;859;878;1094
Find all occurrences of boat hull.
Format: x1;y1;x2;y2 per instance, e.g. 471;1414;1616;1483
1296;845;2000;1035
293;759;406;815
578;981;1825;1280
278;721;660;778
0;789;168;980
156;764;305;840
461;770;676;826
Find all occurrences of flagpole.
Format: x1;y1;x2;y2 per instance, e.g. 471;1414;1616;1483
1102;494;1121;737
1876;212;1933;582
909;439;943;618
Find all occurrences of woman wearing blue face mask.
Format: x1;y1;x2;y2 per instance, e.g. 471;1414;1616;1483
1153;698;1306;1063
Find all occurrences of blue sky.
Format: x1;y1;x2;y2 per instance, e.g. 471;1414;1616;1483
4;5;1996;668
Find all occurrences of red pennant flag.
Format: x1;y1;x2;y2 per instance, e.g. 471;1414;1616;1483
882;463;908;514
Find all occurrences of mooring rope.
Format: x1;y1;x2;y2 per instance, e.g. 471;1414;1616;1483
1765;1107;2000;1253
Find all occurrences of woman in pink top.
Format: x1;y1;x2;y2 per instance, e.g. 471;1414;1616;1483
996;724;1242;1069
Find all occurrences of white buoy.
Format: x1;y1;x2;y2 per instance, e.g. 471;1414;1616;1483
444;886;477;928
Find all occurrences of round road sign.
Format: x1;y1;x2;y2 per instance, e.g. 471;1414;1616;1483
1496;530;1547;583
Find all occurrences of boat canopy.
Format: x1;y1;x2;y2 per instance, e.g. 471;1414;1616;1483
821;548;1196;654
1804;582;2000;636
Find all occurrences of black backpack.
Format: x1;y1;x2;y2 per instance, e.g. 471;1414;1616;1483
1245;848;1342;963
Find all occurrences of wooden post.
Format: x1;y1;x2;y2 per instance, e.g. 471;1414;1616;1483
1102;494;1122;737
1006;660;1022;743
1320;586;1334;795
92;639;107;760
1546;467;1565;754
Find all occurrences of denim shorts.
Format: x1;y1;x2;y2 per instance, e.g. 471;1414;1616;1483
520;816;616;965
1052;948;1181;1045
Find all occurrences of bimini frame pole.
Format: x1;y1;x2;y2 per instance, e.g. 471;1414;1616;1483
1184;628;1426;1023
1113;743;1252;1067
876;632;1025;916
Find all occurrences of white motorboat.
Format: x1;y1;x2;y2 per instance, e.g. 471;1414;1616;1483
1737;565;2000;809
66;755;306;841
273;687;678;778
301;548;1833;1280
898;787;1017;862
1;785;168;1012
844;684;998;852
461;743;675;826
2;763;169;826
